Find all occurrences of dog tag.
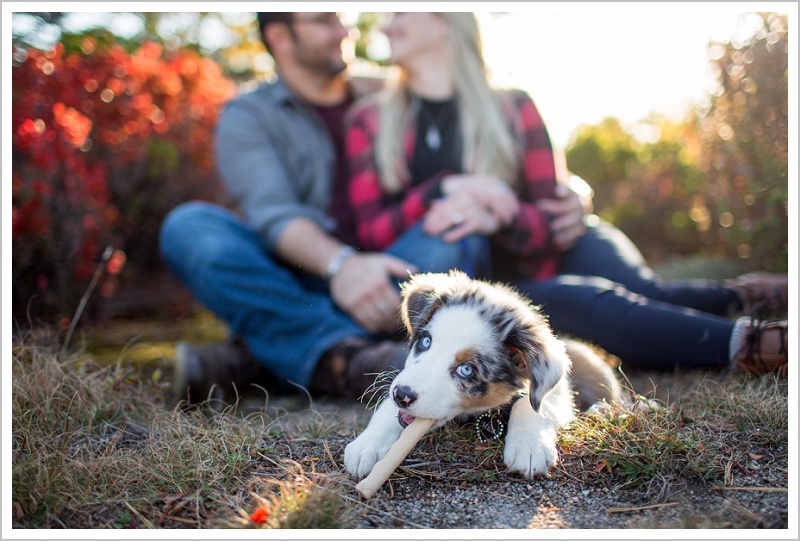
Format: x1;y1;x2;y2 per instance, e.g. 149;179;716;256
475;410;506;443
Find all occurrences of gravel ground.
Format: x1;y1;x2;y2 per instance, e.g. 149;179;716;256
350;475;789;529
338;433;789;529
345;458;789;529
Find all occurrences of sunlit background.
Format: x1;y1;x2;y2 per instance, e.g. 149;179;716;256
482;10;773;148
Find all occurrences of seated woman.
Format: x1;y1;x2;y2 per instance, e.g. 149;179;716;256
345;12;787;376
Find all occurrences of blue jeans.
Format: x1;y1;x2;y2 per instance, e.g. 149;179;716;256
515;220;740;370
158;201;490;389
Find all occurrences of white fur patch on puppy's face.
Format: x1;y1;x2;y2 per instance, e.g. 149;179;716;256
390;303;525;421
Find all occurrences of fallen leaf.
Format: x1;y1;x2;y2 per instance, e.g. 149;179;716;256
250;506;269;525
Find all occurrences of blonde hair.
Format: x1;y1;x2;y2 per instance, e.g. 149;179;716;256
375;13;519;193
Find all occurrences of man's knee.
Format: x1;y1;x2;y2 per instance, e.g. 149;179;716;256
160;202;217;245
159;201;235;272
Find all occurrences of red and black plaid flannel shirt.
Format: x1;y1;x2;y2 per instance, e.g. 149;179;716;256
346;89;559;281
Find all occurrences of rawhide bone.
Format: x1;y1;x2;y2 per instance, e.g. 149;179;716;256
355;417;436;499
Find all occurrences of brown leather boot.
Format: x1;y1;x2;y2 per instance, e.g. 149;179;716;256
724;272;788;316
312;338;408;401
172;337;277;409
731;318;788;376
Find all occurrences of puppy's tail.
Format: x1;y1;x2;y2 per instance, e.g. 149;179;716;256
564;340;622;411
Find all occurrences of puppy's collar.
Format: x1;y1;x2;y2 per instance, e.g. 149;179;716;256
475;391;529;443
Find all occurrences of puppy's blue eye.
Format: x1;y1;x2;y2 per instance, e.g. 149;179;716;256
419;335;432;351
456;364;473;378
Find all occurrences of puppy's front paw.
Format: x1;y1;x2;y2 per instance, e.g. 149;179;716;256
344;428;397;479
503;416;558;478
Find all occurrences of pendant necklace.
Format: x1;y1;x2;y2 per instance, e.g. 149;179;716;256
426;122;442;151
421;100;455;152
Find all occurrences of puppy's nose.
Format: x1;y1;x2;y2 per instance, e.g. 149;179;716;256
393;385;417;408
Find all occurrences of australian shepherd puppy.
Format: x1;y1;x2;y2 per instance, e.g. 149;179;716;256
345;271;620;480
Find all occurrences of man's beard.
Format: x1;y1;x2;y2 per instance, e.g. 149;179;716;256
292;33;347;77
294;43;347;77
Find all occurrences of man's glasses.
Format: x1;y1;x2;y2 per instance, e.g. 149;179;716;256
290;12;343;27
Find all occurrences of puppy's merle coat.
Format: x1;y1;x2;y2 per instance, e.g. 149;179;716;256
344;271;620;479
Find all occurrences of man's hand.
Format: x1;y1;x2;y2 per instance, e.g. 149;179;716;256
535;176;594;251
276;218;416;333
329;252;417;333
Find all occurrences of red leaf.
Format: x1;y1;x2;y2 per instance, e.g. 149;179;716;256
250;506;269;525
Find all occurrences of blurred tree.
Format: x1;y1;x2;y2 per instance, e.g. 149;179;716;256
566;12;788;271
11;12;66;49
696;12;788;271
13;11;387;83
567;116;710;263
352;12;390;65
562;117;638;215
12;12;267;79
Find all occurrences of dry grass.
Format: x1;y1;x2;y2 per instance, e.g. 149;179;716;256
10;326;789;529
560;372;788;502
561;395;720;502
11;328;271;528
679;373;789;446
221;462;358;529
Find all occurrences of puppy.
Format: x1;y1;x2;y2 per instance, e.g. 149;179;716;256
344;270;620;479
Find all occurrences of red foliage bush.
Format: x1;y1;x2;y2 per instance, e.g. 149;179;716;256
12;38;236;323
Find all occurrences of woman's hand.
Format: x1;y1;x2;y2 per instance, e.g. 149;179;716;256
440;174;520;226
423;190;503;243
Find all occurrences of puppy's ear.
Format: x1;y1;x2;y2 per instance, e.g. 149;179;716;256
526;333;570;412
400;274;441;336
502;313;570;412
